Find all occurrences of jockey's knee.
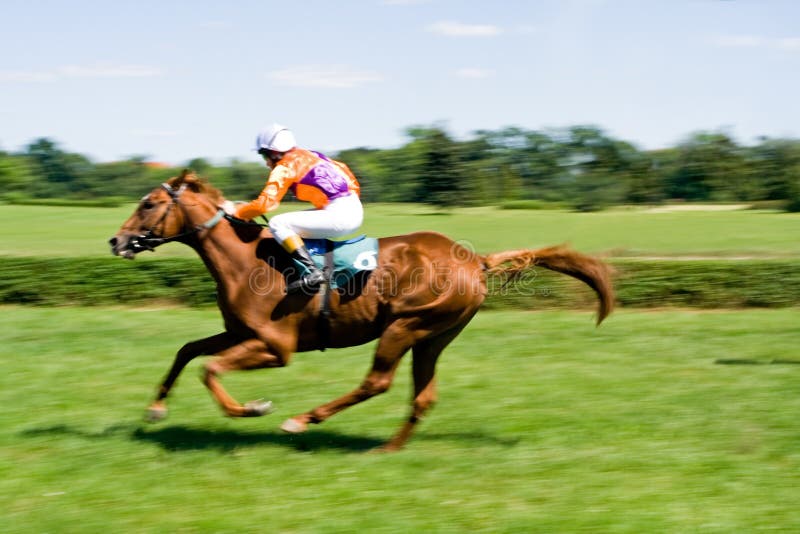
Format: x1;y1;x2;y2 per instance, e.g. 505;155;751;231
268;216;294;243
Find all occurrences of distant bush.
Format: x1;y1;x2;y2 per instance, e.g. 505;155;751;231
786;182;800;212
1;256;800;310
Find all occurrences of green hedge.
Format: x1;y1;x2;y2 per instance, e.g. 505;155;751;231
498;199;568;210
483;259;800;310
0;257;214;307
1;256;799;309
1;194;129;207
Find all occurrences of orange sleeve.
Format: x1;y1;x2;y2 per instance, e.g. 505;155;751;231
234;165;294;220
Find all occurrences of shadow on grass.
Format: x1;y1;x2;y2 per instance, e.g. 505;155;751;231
131;425;385;453
21;423;520;452
21;423;384;453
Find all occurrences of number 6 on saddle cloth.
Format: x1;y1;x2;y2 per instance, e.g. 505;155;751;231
303;235;379;289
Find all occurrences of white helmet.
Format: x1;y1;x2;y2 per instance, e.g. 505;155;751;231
255;123;296;153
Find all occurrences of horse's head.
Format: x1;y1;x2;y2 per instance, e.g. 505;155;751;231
109;169;225;259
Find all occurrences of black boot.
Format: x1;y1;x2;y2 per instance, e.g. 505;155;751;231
286;246;325;293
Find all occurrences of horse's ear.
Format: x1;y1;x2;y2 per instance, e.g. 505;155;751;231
172;168;199;187
169;168;218;198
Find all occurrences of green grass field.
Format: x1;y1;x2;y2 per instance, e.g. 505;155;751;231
2;202;799;258
2;200;799;531
2;306;799;532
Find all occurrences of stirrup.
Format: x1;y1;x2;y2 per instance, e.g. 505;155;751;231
286;271;325;293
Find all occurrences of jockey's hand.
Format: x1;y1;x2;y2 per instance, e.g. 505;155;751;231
221;200;237;216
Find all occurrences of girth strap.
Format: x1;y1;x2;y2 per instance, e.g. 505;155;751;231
317;241;335;351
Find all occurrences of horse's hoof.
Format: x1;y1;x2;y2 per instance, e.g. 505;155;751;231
280;418;308;434
243;399;274;417
145;406;167;423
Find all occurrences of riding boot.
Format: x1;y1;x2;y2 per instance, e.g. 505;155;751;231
286;246;325;293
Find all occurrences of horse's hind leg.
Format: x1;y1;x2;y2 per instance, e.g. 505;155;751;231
280;324;414;434
381;326;464;451
146;332;238;422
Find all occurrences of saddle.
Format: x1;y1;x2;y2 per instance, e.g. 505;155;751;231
304;235;379;289
302;235;379;352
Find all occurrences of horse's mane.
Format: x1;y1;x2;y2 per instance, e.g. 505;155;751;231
167;169;225;204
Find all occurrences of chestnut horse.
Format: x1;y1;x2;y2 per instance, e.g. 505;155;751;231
109;171;614;451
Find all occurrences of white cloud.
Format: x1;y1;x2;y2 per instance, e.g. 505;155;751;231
777;37;800;51
58;63;163;78
0;70;56;82
712;34;764;48
0;63;163;83
712;34;800;51
269;65;383;89
515;24;539;36
427;21;502;38
455;68;493;79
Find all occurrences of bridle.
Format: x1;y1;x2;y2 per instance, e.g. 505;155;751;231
125;182;226;254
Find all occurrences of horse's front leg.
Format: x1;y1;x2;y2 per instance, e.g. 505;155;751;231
202;338;289;417
146;332;238;422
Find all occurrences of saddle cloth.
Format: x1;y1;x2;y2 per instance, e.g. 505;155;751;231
304;235;379;289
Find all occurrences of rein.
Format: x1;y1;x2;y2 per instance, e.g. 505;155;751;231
127;183;227;253
223;213;271;229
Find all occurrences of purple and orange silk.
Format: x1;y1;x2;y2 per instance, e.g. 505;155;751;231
235;148;361;220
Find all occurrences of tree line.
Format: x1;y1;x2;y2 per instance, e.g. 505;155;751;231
2;125;799;211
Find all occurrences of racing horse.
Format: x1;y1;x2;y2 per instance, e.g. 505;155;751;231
109;170;614;451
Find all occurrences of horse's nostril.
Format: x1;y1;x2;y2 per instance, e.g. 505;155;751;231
109;237;118;247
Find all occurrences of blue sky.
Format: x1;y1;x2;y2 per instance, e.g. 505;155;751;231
1;0;798;164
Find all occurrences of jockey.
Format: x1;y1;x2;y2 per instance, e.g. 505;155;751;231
224;123;363;293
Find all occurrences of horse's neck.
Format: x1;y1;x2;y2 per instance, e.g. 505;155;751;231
193;223;260;284
181;199;282;300
192;221;282;297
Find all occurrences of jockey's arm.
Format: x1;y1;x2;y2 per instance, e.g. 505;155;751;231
234;166;293;220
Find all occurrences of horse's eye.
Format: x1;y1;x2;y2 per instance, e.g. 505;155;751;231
142;200;154;210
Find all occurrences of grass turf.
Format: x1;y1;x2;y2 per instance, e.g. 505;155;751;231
1;202;799;258
1;306;798;532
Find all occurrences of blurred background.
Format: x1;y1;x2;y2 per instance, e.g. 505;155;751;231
3;125;799;212
1;0;799;212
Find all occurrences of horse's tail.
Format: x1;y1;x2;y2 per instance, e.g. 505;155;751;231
482;244;615;325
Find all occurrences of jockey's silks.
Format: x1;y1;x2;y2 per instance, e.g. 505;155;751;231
235;148;361;220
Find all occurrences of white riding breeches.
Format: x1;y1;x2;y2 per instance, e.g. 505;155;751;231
269;193;364;244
